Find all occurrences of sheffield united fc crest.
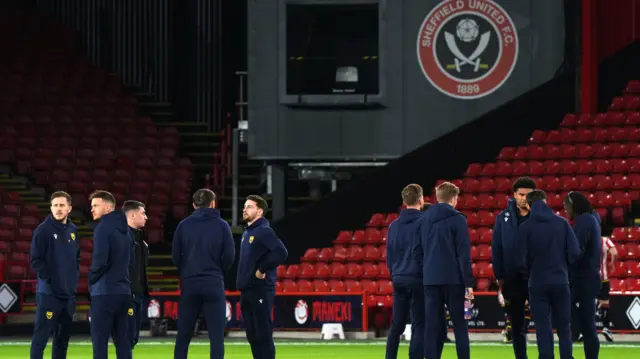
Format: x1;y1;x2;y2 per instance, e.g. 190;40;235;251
417;0;518;99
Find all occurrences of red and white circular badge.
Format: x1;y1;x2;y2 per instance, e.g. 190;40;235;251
417;0;519;100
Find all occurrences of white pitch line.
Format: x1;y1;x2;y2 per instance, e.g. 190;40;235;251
0;341;639;348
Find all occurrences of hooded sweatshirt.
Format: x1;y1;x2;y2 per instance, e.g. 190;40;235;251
418;203;474;288
386;208;424;285
171;208;236;281
517;201;581;288
236;217;288;291
30;215;79;299
571;211;602;287
492;198;530;282
89;210;133;296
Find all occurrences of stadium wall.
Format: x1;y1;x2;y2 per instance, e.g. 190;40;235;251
272;41;640;266
246;0;567;160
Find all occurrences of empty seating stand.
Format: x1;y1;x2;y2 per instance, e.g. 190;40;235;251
275;80;640;307
0;7;196;282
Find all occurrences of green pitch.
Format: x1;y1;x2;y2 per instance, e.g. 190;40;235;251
1;341;638;358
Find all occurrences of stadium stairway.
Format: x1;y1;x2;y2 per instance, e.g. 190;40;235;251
147;254;180;292
131;90;268;226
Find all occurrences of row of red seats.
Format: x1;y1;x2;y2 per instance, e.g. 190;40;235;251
43;168;191;184
464;159;640;177
610;261;640;277
2;114;153;125
301;238;640;263
276;278;496;295
13;157;192;174
0;104;138;116
1;69;119;82
529;127;640;144
455;174;640;194
611;227;640;240
560;112;640;127
456;191;632;210
3;121;173;137
281;261;496;280
0;203;41;218
3;94;134;105
609;96;640;111
498;143;640;161
609;278;640;292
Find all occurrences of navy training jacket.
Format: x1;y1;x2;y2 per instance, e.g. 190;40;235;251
517;201;581;288
418;203;474;288
386;208;424;285
89;210;133;296
30;215;79;299
171;208;236;281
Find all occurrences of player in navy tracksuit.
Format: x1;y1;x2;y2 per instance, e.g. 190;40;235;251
88;191;133;359
518;190;581;359
564;191;601;359
385;184;425;359
419;182;474;359
492;177;536;358
172;189;235;359
237;195;288;359
30;192;79;359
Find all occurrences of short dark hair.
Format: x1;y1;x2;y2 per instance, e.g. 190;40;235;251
512;177;537;193
526;189;547;207
122;200;145;213
564;191;593;217
89;190;116;206
50;191;72;204
246;195;268;213
402;184;423;206
193;188;216;208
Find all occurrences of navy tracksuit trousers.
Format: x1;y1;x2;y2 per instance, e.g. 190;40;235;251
503;278;530;359
90;294;132;359
174;277;226;359
424;285;470;359
30;294;75;359
385;282;425;359
571;282;600;359
529;284;573;359
110;294;143;350
241;286;276;359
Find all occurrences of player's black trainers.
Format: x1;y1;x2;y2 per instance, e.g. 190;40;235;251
602;327;614;342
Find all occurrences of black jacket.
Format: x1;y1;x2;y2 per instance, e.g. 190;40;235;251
130;227;150;297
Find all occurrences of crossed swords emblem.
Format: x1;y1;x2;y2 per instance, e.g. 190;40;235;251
445;31;491;73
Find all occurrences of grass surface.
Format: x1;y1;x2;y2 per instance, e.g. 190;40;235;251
1;340;638;358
